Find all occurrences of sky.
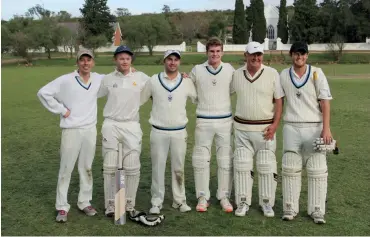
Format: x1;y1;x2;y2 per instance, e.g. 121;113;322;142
1;0;294;20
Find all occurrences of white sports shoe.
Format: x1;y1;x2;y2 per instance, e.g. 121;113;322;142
149;205;162;214
172;203;191;212
282;204;297;221
220;197;233;213
261;201;275;217
235;202;249;217
196;196;209;212
311;208;326;224
105;200;115;217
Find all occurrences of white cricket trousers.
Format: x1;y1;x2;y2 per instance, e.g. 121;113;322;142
150;127;188;207
55;126;97;212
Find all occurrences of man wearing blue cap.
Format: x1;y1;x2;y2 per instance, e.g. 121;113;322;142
98;45;151;217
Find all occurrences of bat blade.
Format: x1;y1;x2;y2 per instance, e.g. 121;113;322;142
114;169;126;225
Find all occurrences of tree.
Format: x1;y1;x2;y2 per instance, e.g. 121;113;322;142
26;5;63;59
289;0;319;44
59;26;79;58
1;24;12;53
123;15;172;55
4;16;36;63
56;11;72;21
162;4;171;19
79;0;115;50
232;0;248;43
250;0;266;43
277;0;289;43
115;8;131;17
208;17;227;41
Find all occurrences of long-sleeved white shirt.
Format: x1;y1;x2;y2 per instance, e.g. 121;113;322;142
98;69;150;122
37;70;104;128
140;71;197;129
190;61;235;119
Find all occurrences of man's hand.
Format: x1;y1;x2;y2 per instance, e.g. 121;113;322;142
263;124;278;140
181;72;189;78
321;127;333;144
63;109;71;118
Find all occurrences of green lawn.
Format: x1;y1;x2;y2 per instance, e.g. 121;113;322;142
2;64;370;235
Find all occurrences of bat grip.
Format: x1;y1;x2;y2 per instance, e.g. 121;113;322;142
117;143;124;169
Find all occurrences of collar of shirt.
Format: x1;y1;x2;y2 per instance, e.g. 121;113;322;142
74;70;92;85
114;68;133;77
163;71;181;83
203;60;224;71
244;64;265;79
290;64;310;81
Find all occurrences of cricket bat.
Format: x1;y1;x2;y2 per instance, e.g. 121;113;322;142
115;143;126;225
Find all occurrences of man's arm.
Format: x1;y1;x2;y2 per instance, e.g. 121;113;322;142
187;80;198;104
316;68;333;144
140;76;152;106
97;75;109;98
37;76;69;117
189;66;197;84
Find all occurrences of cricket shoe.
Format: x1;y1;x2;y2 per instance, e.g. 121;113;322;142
282;203;297;221
105;200;115;217
81;205;97;216
172;203;191;213
56;210;68;223
149;205;162;214
196;196;210;212
261;201;274;217
311;208;326;224
220;197;233;213
235;202;249;217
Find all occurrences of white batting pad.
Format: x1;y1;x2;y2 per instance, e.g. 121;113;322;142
306;153;328;216
282;152;303;214
233;147;254;206
313;138;336;152
216;146;233;200
122;152;141;211
192;146;211;199
256;149;277;207
103;151;118;208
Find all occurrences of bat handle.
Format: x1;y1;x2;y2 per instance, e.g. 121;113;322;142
117;143;123;169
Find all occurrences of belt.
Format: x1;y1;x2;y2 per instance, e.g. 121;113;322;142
196;113;232;119
234;116;274;125
152;125;186;131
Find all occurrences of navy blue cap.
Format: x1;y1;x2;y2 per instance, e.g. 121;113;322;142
290;42;309;54
114;45;134;56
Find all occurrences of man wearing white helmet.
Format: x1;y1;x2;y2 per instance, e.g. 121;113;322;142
231;41;284;217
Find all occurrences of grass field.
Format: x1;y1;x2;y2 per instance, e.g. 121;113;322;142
2;64;370;235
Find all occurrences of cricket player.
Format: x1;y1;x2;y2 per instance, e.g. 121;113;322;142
189;37;235;212
98;45;150;217
37;49;102;223
280;42;335;224
231;42;284;217
141;50;197;214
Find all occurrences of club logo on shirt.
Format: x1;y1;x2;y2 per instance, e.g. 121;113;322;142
133;81;137;86
113;83;118;88
212;79;217;86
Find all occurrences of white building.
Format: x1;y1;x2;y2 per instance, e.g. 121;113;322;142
264;4;280;49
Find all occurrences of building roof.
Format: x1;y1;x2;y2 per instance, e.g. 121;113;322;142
264;4;279;19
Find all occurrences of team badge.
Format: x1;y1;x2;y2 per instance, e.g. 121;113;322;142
212;79;217;86
113;83;118;88
133;81;137;86
168;93;173;101
296;91;301;98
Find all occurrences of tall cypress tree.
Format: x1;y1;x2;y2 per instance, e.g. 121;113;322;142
251;0;266;43
277;0;289;43
232;0;248;43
